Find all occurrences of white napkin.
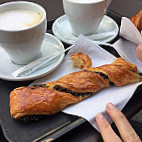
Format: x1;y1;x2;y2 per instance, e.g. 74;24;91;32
32;35;142;130
113;17;142;72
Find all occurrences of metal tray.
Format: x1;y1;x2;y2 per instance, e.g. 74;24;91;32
0;9;142;142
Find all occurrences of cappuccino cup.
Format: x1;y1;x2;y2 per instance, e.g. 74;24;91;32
0;1;47;64
63;0;112;36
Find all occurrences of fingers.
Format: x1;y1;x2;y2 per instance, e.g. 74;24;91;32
136;44;142;62
96;113;122;142
106;103;141;142
96;103;141;142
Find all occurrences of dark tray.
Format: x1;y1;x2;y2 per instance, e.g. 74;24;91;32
0;10;142;142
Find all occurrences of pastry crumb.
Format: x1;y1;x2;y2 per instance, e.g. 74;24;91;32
70;52;92;70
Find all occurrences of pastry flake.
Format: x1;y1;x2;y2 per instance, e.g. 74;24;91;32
70;52;92;70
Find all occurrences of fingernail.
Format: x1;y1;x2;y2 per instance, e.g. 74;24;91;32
107;103;116;110
96;113;104;120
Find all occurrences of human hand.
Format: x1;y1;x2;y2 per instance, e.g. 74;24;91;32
136;44;142;62
96;103;141;142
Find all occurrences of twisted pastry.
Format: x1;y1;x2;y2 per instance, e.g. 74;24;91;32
10;58;142;121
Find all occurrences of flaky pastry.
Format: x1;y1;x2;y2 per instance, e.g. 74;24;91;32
70;52;92;69
10;58;142;121
130;10;142;32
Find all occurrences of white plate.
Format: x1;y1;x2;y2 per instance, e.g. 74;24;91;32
0;33;65;81
52;15;119;45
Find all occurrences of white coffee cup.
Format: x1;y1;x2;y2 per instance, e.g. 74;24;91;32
0;1;47;64
63;0;112;36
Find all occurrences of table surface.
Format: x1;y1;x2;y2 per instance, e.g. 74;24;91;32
0;0;142;142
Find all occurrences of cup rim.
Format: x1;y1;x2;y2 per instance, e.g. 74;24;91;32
63;0;105;4
0;1;46;32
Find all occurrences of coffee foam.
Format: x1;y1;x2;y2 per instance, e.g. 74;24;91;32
66;0;103;3
0;10;42;31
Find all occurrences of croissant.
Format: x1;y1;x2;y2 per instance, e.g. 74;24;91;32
130;9;142;32
10;58;142;121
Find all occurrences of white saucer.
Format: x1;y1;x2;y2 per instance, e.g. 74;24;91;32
52;15;119;45
0;33;65;81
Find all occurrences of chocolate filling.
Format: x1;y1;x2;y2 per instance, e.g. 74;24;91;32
19;115;47;123
94;72;114;86
53;85;93;97
31;84;48;89
95;72;109;79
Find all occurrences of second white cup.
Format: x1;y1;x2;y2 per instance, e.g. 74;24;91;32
63;0;112;36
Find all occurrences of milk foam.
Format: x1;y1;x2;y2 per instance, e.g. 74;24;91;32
0;10;42;30
67;0;103;3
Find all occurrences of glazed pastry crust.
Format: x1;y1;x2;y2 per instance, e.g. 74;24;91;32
10;58;142;120
130;10;142;32
10;87;82;119
46;71;110;93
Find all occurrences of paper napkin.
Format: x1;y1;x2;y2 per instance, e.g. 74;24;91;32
32;35;142;131
113;17;142;72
